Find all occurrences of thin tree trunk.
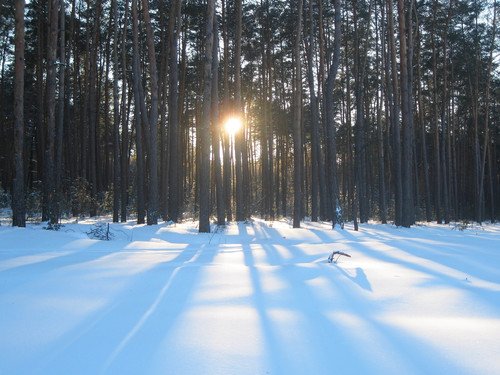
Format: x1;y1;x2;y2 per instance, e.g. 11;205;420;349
168;0;182;222
221;0;232;221
45;0;59;225
112;0;120;222
234;0;244;221
55;0;65;221
131;0;145;224
120;0;130;222
211;13;225;226
88;0;101;217
305;0;320;222
387;0;402;225
12;0;26;227
292;0;303;228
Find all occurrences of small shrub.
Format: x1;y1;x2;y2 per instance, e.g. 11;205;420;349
87;222;114;240
44;222;63;231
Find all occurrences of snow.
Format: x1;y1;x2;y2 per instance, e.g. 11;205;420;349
1;219;499;375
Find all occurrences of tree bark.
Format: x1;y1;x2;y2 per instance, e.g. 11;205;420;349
131;0;145;224
141;0;159;225
198;0;215;233
45;0;59;225
324;0;342;228
120;0;130;222
398;0;414;227
292;0;303;228
168;0;182;222
12;0;26;227
112;0;120;223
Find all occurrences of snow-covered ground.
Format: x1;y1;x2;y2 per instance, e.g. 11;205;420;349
1;218;499;375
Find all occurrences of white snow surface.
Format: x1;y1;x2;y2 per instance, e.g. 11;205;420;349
1;219;499;375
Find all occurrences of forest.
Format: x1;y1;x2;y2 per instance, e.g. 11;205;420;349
1;0;498;232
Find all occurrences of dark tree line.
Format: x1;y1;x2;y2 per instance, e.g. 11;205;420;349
1;0;498;231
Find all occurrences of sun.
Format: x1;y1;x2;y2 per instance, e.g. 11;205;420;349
223;117;243;136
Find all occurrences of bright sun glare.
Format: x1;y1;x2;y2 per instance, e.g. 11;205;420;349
223;117;243;136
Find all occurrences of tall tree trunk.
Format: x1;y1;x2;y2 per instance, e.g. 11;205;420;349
45;0;59;225
292;0;303;228
112;0;120;222
478;0;497;224
120;0;130;222
55;0;65;221
198;0;215;233
431;0;442;223
377;3;387;224
316;0;328;220
234;0;245;221
305;0;320;222
141;0;159;225
221;0;232;221
387;0;402;225
415;13;432;222
324;0;342;228
131;0;145;224
168;0;182;222
398;0;414;227
36;13;45;201
211;14;225;226
12;0;26;227
88;0;101;217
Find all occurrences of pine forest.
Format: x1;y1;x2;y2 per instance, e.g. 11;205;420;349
1;0;499;231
